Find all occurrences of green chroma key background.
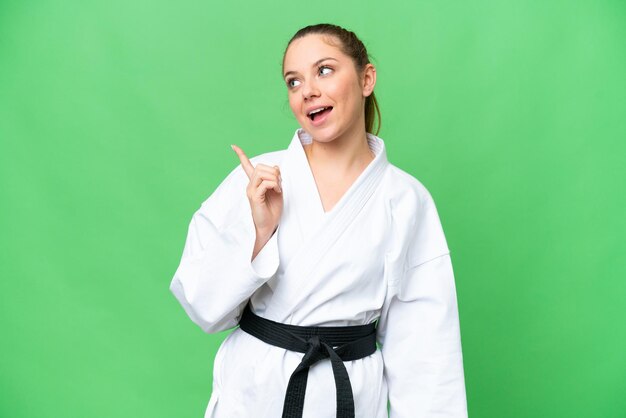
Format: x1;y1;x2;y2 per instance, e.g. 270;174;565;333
1;0;624;417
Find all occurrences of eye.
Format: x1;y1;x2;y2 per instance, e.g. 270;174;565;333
319;65;333;76
287;78;301;88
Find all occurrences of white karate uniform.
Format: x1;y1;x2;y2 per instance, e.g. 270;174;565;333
170;128;468;417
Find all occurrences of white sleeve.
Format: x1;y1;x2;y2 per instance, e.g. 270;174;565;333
169;164;280;333
377;191;467;417
378;253;467;417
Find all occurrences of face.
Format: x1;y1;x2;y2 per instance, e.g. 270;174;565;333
282;34;376;143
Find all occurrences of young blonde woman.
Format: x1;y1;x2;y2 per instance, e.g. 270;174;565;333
170;23;468;418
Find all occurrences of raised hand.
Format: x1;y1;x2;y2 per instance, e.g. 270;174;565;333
231;144;283;259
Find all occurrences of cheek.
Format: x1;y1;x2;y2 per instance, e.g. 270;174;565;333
288;95;302;118
329;78;360;110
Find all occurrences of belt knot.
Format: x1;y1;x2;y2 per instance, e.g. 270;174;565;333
303;335;328;365
238;303;377;418
306;335;321;351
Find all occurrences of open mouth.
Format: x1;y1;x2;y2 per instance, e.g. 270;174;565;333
308;106;333;121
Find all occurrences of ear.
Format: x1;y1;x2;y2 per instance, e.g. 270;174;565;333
361;63;376;97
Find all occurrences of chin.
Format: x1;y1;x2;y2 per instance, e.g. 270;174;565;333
306;126;341;143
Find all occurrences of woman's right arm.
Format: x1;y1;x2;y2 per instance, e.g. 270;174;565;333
169;161;281;333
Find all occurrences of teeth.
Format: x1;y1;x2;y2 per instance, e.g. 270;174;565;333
308;107;328;116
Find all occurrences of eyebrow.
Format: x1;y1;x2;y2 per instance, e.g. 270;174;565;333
284;57;339;79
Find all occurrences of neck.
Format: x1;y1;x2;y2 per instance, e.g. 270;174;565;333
305;123;375;173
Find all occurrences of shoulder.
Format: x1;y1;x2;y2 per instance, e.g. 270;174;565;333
382;163;450;267
383;162;438;212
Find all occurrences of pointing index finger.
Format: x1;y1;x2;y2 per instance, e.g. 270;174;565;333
231;144;254;179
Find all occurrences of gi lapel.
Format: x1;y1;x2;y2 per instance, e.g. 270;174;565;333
266;128;389;320
284;129;327;243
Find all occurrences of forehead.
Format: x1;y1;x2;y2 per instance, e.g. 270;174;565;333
283;34;347;72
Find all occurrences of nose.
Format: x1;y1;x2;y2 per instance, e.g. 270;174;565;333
301;78;320;101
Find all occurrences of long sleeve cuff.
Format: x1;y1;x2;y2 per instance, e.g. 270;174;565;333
250;226;280;280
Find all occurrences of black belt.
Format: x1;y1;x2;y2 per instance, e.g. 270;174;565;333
238;303;378;418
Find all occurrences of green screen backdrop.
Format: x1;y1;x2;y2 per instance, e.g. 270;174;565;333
1;1;624;417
